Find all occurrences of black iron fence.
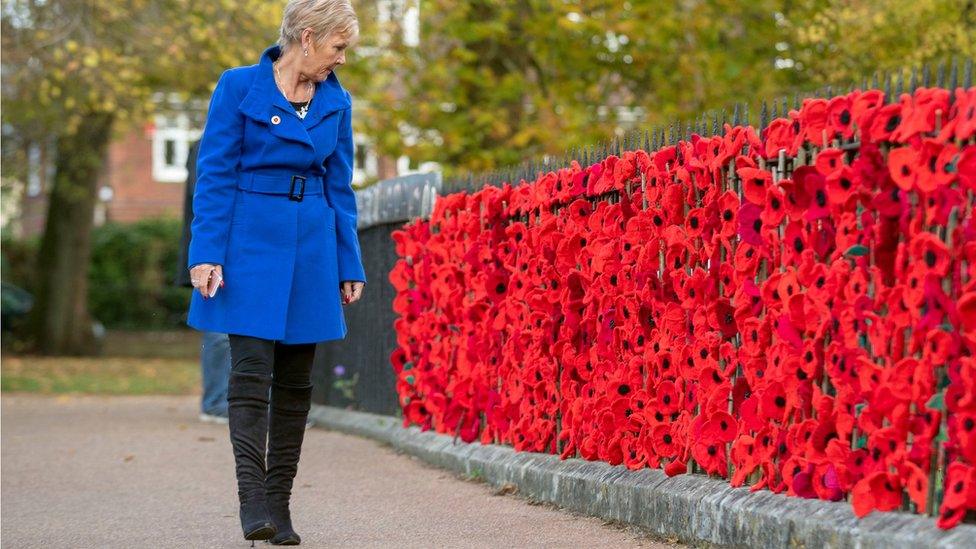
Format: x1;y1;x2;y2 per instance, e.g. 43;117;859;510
312;172;440;416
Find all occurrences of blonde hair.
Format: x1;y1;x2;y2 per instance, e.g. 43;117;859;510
278;0;359;53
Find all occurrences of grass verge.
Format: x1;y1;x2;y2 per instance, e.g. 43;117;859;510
1;355;200;395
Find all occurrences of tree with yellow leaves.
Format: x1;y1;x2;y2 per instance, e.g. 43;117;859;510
1;0;281;354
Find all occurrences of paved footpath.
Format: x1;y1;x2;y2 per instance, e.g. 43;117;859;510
2;393;681;548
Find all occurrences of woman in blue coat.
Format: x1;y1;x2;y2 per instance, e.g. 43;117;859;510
185;0;365;544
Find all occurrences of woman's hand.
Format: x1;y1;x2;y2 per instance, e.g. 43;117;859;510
341;281;364;305
190;263;224;298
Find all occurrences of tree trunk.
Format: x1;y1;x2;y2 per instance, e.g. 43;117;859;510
28;111;115;356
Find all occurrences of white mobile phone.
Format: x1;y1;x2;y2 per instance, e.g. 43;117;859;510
208;272;223;298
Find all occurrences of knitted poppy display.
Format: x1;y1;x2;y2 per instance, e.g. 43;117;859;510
390;85;976;528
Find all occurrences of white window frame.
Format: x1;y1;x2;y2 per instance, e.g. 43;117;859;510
151;112;202;183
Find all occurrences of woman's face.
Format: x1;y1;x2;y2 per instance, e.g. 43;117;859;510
301;31;352;82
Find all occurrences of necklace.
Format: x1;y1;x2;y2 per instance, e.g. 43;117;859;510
273;60;313;119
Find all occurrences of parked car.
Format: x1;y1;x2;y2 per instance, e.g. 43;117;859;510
1;281;33;332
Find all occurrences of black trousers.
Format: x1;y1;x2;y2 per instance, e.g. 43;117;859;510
227;334;317;388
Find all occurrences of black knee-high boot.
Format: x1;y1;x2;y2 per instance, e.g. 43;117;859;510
265;382;313;545
227;371;277;542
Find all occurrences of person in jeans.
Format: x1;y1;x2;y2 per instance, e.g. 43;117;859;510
184;1;367;544
176;140;230;424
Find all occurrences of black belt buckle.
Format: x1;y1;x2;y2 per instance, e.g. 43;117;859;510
289;175;306;202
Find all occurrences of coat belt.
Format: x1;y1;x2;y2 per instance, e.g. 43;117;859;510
238;170;326;196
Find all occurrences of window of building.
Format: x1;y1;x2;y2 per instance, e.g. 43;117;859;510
151;112;201;183
352;134;379;185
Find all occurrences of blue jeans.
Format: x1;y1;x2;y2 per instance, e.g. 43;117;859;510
200;331;231;416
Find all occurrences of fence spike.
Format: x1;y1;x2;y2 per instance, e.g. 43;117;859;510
792;92;800;110
732;103;741;126
937;59;946;89
781;96;789;116
895;69;905;97
923;62;932;88
871;71;880;90
909;66;918;93
743;103;750;127
950;57;960;90
760;101;769;129
884;72;893;102
965;58;973;88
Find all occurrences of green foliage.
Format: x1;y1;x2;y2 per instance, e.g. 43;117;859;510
785;0;976;88
354;0;792;178
1;234;41;291
349;0;974;180
2;219;189;332
333;372;360;402
88;217;191;329
1;0;281;138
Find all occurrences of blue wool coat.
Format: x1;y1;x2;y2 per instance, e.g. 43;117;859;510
185;44;366;344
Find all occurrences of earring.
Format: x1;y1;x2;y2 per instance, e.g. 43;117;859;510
303;49;308;56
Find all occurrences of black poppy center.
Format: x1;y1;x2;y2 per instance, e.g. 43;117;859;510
885;115;901;132
816;190;827;207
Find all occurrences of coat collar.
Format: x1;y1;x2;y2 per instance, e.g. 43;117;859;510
238;44;351;128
